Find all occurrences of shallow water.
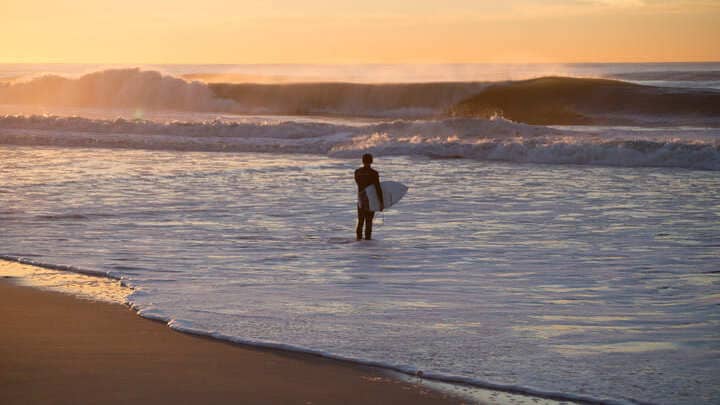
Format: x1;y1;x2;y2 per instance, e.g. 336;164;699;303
0;260;131;304
1;146;718;404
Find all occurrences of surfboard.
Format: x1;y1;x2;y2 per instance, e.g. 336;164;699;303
364;181;408;212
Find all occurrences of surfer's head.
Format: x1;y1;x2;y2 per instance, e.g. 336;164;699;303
362;153;373;166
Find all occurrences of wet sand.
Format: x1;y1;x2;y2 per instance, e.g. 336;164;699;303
0;280;460;405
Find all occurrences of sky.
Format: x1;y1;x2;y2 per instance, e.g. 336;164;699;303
1;0;719;63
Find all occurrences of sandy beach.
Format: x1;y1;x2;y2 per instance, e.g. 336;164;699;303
0;279;460;405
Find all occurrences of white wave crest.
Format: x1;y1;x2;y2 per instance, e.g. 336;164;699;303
0;69;238;112
0;114;718;170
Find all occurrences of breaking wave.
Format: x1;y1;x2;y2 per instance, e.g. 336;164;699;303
0;68;484;118
0;69;237;112
1;114;718;170
208;81;486;117
450;76;720;125
2;68;720;124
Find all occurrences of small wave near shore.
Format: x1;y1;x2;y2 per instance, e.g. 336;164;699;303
0;114;718;170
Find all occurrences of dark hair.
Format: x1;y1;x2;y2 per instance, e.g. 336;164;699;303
362;153;373;165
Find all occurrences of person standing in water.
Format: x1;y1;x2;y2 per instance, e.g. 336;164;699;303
355;153;384;240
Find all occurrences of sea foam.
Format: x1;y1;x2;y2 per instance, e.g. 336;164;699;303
1;114;718;170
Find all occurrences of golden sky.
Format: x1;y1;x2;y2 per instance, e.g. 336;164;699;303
1;0;719;63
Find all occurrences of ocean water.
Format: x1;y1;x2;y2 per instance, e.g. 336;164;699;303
2;147;719;403
1;63;719;404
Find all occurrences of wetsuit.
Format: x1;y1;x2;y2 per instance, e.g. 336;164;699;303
355;166;384;240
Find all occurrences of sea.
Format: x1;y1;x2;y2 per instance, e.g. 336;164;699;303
1;63;719;404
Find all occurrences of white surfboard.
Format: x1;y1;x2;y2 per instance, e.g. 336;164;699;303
364;181;408;212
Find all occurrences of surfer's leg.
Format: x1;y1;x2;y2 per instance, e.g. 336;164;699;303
356;207;364;240
365;211;375;240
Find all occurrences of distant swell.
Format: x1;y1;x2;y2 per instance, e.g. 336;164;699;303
451;77;720;125
1;114;718;170
2;69;720;124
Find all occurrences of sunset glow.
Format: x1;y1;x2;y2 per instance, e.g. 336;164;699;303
2;0;719;63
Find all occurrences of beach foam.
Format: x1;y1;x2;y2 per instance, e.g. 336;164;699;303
0;258;130;304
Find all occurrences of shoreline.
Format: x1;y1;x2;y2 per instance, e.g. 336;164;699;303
0;259;579;405
0;278;461;405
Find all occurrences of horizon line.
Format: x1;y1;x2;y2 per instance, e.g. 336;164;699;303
2;60;720;66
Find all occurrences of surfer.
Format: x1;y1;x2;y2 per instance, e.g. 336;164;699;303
355;153;384;241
